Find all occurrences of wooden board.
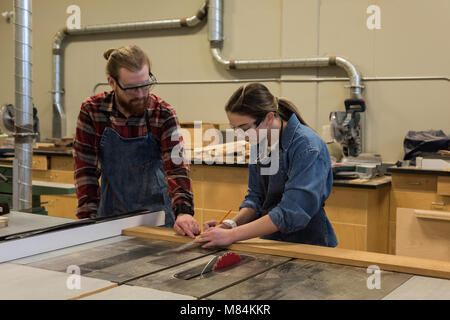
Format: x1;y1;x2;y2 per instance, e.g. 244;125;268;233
122;226;450;280
0;216;8;228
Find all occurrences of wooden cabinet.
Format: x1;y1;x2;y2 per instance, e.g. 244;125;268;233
388;167;450;259
396;208;450;261
325;182;390;253
191;165;246;227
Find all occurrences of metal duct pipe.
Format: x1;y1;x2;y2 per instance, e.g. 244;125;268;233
51;2;207;138
14;0;34;210
210;49;363;100
208;0;363;100
208;0;223;43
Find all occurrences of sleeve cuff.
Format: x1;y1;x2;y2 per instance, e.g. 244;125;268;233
239;199;260;215
174;203;194;216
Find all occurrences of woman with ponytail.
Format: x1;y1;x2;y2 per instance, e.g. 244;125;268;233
196;83;338;248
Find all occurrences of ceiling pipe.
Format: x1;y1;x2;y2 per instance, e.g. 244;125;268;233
208;0;364;101
51;2;208;138
14;0;34;210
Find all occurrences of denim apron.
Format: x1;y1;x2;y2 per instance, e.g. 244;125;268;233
97;110;175;227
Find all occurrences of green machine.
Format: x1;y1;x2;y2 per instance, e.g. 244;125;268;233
0;165;76;215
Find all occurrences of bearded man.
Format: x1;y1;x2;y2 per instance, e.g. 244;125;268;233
73;45;200;238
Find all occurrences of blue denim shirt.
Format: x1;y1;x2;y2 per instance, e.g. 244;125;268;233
240;114;338;247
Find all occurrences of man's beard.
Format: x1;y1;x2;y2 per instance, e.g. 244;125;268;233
116;92;149;117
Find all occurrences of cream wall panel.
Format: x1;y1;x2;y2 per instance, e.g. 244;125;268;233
318;0;375;77
223;0;281;59
0;0;14;104
364;81;450;161
0;0;448;164
279;82;318;128
373;0;450;76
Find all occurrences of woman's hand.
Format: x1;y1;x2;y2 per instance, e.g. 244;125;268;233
203;220;232;231
195;227;236;248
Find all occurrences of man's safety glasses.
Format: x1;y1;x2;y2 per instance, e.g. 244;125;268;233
114;73;157;95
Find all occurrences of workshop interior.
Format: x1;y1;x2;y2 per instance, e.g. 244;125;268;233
0;0;449;302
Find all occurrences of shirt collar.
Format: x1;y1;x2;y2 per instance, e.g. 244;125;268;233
281;113;301;151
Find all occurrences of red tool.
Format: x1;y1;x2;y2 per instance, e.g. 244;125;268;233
213;252;242;271
199;251;242;277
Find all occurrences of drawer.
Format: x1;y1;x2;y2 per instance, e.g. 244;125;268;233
437;176;450;196
392;173;437;192
396;208;450;261
390;191;450;221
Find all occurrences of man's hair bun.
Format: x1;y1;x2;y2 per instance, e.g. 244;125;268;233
103;48;116;60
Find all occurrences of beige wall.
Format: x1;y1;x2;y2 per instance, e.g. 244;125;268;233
0;0;449;162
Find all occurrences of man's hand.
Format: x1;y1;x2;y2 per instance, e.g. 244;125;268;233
174;213;200;238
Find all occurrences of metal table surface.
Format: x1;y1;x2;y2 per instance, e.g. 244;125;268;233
6;235;449;300
0;211;73;238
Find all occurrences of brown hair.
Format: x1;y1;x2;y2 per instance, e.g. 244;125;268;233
224;82;309;126
103;45;151;80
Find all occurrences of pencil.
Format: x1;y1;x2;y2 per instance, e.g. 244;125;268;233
215;209;232;227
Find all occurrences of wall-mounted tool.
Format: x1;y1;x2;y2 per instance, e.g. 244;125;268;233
0;104;40;141
330;99;366;157
1;11;14;23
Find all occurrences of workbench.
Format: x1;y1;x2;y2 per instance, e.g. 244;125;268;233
1;224;449;301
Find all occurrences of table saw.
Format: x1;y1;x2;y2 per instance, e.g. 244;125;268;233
0;211;449;301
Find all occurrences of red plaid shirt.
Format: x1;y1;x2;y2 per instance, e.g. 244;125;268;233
73;91;193;219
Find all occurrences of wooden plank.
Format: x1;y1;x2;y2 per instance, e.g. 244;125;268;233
122;226;450;279
32;169;75;184
0;216;8;228
49;156;74;171
32;155;49;170
41;195;78;219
